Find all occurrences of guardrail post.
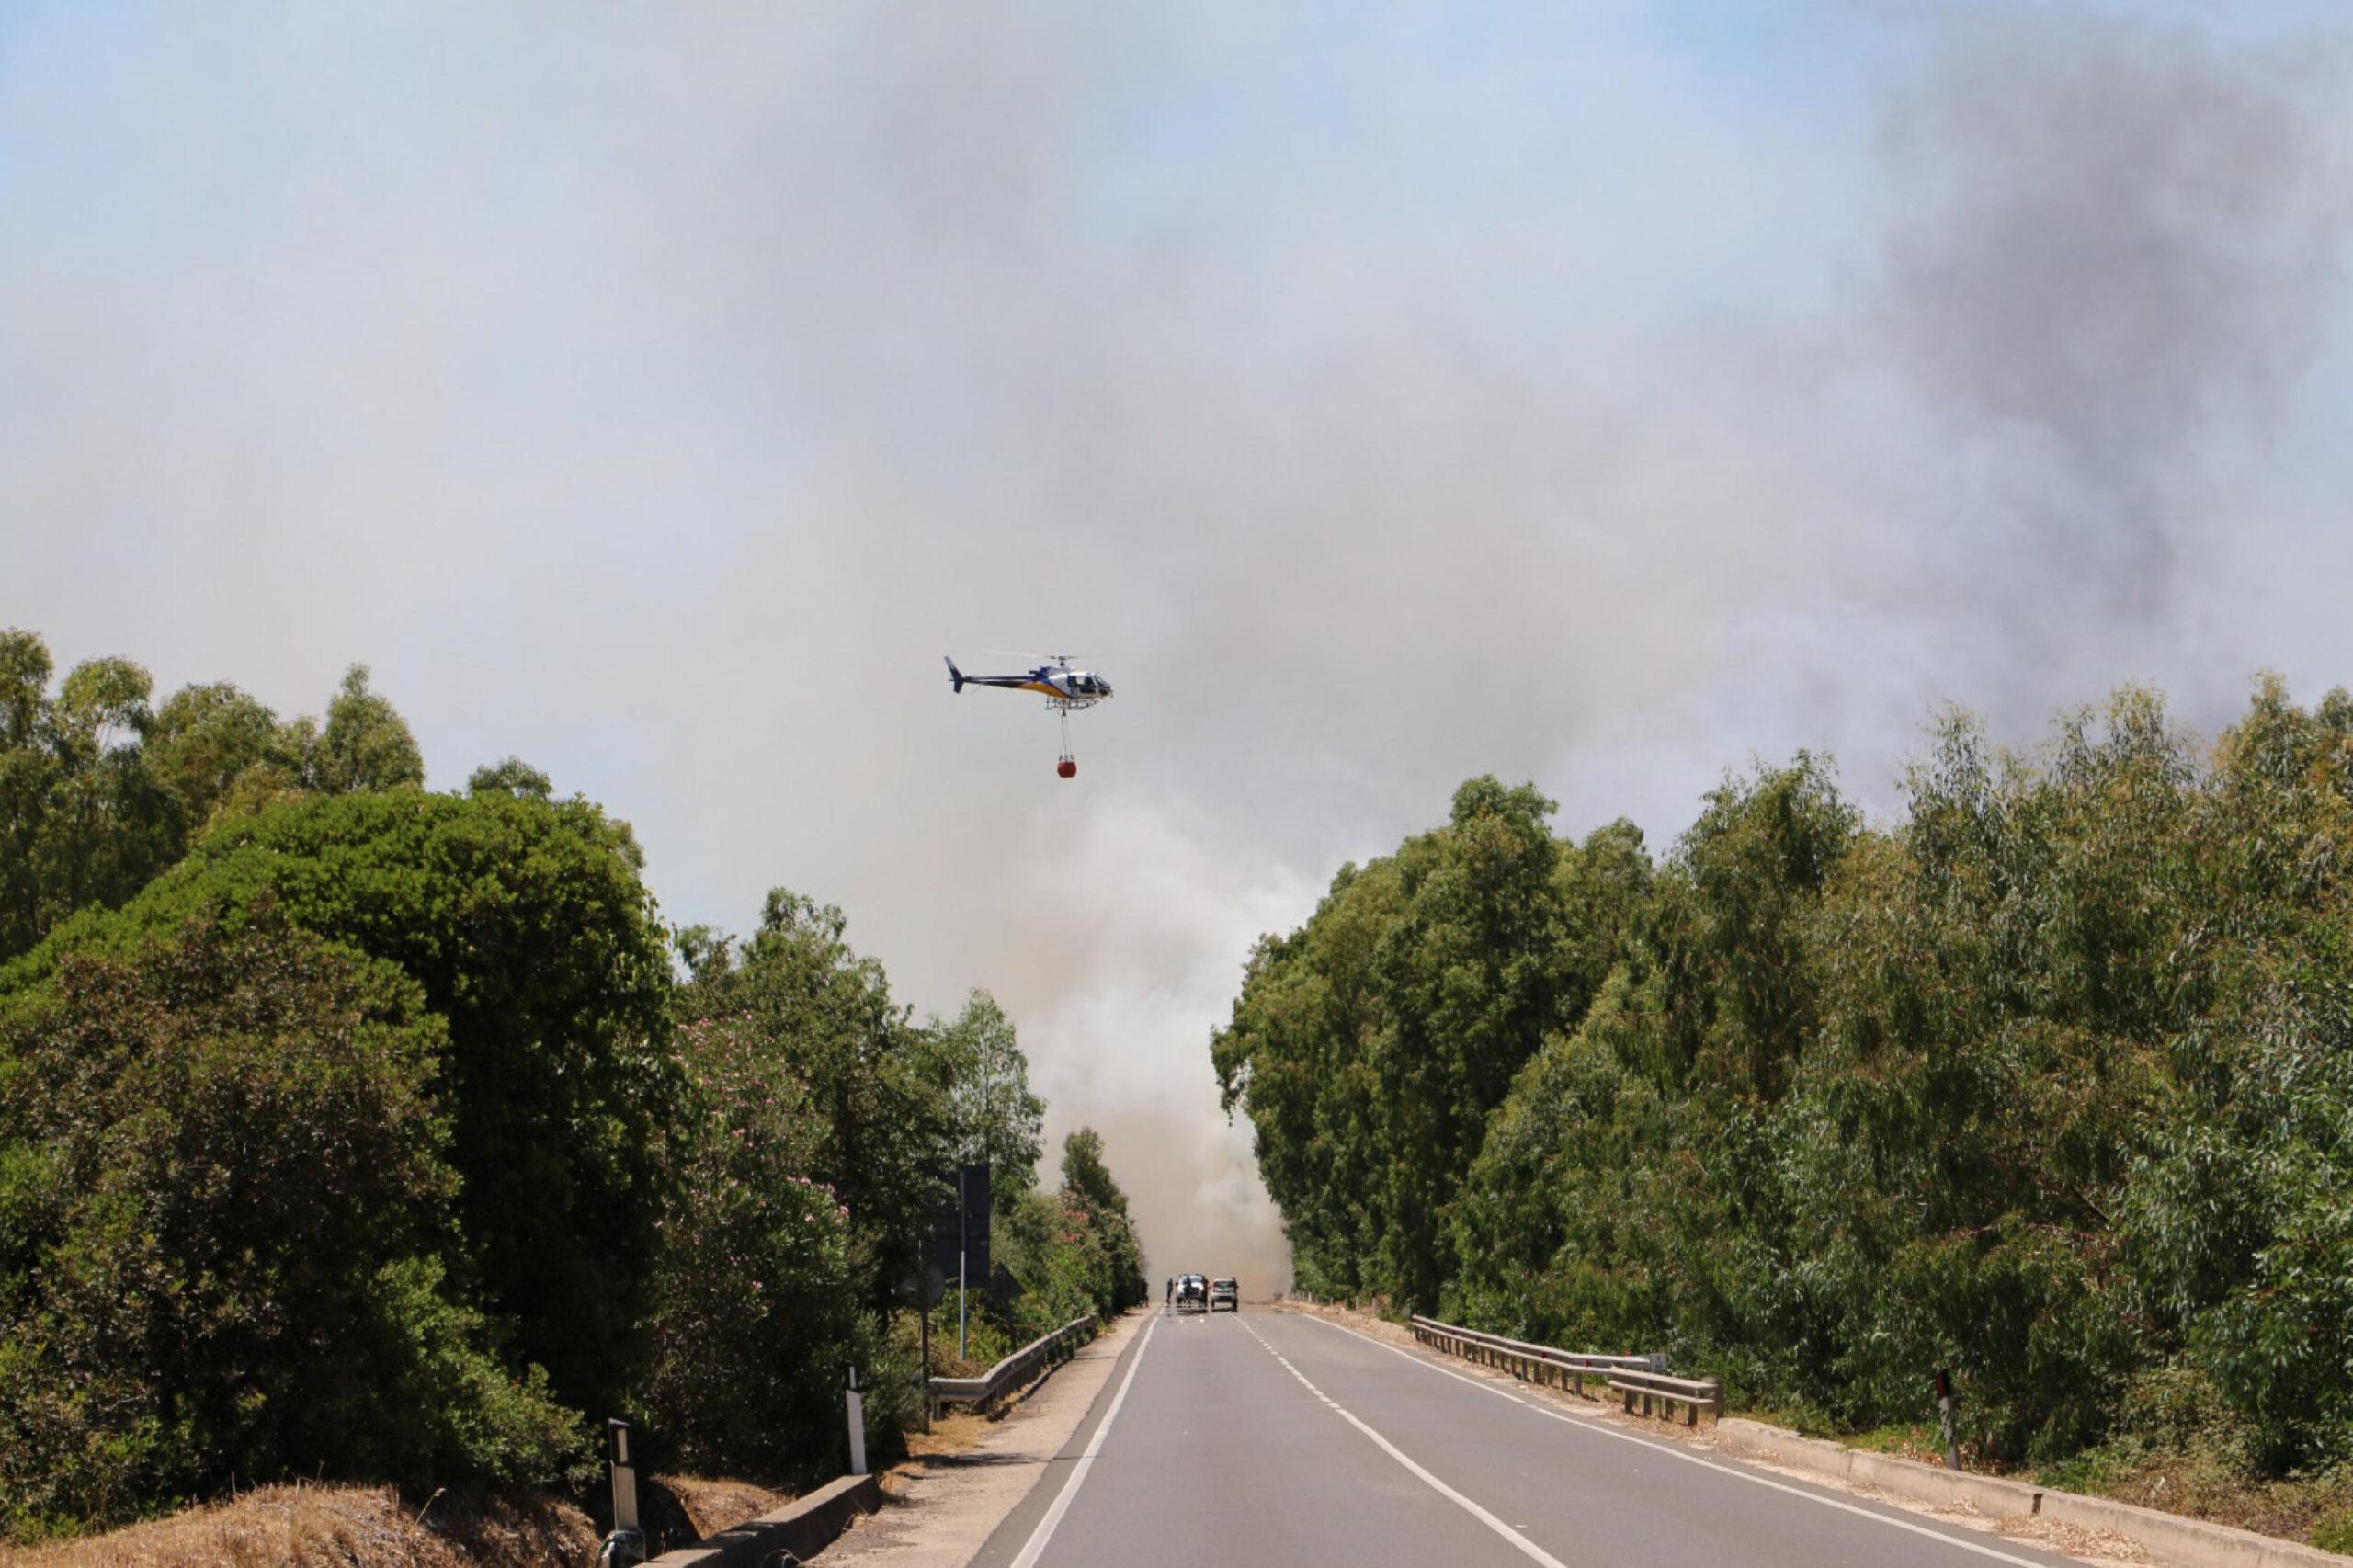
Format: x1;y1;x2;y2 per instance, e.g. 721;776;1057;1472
847;1366;868;1475
1935;1369;1959;1471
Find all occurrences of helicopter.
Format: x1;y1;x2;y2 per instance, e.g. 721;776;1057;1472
943;653;1111;778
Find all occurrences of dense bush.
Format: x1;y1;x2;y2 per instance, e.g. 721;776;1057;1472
0;914;576;1537
17;789;682;1421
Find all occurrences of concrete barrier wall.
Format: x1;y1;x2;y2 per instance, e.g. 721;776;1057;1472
646;1473;881;1568
1711;1419;2348;1568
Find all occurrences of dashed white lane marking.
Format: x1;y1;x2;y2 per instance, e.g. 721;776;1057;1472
1289;1312;2062;1568
1007;1312;1160;1568
1243;1322;1574;1568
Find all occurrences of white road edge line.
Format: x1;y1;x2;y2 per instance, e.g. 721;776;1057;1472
1006;1312;1160;1568
1290;1312;2062;1568
1245;1324;1572;1568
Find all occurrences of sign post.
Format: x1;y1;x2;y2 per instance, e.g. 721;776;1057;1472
927;1164;990;1362
596;1417;646;1567
950;1163;989;1358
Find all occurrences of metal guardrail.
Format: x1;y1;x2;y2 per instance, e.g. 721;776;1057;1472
928;1314;1097;1406
1410;1314;1720;1423
1606;1368;1724;1425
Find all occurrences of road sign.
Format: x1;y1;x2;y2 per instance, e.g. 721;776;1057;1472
927;1162;991;1285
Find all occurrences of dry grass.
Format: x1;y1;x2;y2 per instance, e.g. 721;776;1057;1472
899;1409;994;1463
2063;1449;2353;1548
0;1485;596;1568
652;1476;790;1540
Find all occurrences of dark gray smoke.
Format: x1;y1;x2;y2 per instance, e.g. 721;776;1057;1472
1870;9;2347;650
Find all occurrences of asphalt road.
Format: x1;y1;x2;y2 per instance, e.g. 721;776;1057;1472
966;1306;2089;1568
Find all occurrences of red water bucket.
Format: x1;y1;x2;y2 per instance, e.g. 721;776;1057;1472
1057;758;1077;778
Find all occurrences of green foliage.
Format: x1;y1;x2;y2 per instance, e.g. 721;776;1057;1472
669;892;951;1314
0;625;1154;1540
1056;1130;1149;1314
990;1187;1101;1333
17;788;680;1421
313;665;426;793
466;756;555;800
1227;682;2353;1482
0;638;177;960
0;914;576;1537
148;681;300;828
1216;777;1614;1308
646;923;1145;1480
641;1012;867;1480
925;990;1046;1210
0;632;428;965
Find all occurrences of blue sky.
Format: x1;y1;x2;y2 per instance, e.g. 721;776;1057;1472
6;1;2349;1279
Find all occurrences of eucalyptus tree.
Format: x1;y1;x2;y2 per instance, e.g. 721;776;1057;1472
926;988;1046;1208
0;632;430;966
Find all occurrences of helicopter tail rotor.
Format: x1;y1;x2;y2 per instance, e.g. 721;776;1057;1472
943;655;965;694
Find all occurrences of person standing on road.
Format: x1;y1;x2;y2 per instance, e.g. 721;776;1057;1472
1165;1277;1172;1307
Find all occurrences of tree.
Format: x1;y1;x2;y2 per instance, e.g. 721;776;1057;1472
309;665;425;793
146;681;293;829
642;1012;867;1480
17;788;679;1419
1213;860;1399;1299
468;756;554;800
1058;1129;1147;1312
0;645;180;960
1234;684;2353;1480
0;631;60;960
0;634;434;966
1217;776;1578;1310
1060;1127;1125;1219
0;912;575;1535
671;892;951;1312
927;990;1045;1208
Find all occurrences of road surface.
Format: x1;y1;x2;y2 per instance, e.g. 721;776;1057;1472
964;1306;2087;1568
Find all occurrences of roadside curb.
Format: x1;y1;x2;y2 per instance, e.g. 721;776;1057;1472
1713;1419;2349;1568
645;1472;881;1567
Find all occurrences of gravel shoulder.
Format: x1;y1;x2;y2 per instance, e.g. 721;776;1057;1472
818;1310;1144;1567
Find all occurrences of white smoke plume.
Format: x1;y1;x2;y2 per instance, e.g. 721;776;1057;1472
4;4;2348;1288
